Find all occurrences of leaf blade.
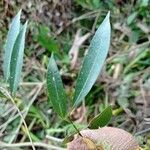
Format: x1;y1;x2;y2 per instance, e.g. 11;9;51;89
47;54;67;119
88;105;112;129
9;21;28;95
3;10;21;82
73;12;111;107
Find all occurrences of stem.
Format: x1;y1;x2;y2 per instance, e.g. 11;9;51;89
21;118;36;142
5;91;36;150
67;117;83;137
2;80;46;87
46;135;63;143
135;128;150;136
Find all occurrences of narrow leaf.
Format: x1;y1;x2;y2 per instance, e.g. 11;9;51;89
47;54;67;119
88;106;112;129
63;134;74;144
3;10;21;82
9;21;28;95
0;87;8;98
73;12;111;107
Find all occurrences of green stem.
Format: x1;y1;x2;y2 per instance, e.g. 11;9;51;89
67;117;83;137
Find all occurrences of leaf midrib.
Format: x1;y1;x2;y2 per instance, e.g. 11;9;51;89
73;41;102;107
53;76;64;118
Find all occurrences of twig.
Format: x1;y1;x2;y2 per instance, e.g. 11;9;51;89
91;10;101;34
57;10;100;35
113;22;131;37
106;40;150;63
135;128;150;136
0;110;18;132
0;111;19;129
46;128;65;134
3;89;36;150
2;81;45;87
20;81;45;86
137;22;150;33
1;105;15;117
0;85;43;149
69;29;91;69
0;142;66;150
113;63;123;79
32;66;47;72
20;118;36;142
140;76;150;118
46;135;63;143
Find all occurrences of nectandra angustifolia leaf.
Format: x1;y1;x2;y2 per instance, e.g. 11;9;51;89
88;105;112;129
47;54;67;119
73;12;111;107
10;21;28;95
3;10;21;82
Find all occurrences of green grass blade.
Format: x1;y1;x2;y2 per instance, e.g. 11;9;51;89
73;12;111;107
3;10;21;82
88;105;112;129
9;21;28;95
47;54;67;119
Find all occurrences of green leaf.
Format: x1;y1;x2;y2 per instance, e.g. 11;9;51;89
141;0;149;7
73;12;111;107
127;12;137;25
0;87;7;98
37;25;59;53
47;54;67;119
9;21;28;95
62;134;74;144
0;91;6;98
3;10;21;82
88;105;112;129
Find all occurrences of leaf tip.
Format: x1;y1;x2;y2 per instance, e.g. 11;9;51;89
24;20;28;29
51;53;54;58
18;9;22;14
107;11;110;17
105;11;110;23
16;9;22;20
